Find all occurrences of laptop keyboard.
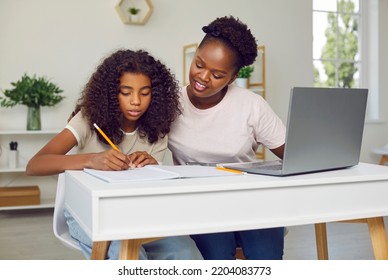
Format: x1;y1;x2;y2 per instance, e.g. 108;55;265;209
249;160;283;170
259;164;283;170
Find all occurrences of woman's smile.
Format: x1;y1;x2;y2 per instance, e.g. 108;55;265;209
193;81;207;92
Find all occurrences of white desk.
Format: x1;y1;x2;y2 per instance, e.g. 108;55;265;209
64;163;388;259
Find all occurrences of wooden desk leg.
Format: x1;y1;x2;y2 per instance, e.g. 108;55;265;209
120;239;142;260
366;217;388;260
91;241;111;260
119;238;162;260
379;155;388;165
315;223;329;260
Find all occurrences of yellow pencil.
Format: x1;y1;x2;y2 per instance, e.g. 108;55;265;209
93;123;120;152
216;166;246;174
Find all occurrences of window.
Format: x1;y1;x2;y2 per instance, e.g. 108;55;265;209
313;0;379;120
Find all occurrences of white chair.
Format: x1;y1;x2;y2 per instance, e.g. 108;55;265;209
53;173;82;251
53;172;111;259
52;148;112;258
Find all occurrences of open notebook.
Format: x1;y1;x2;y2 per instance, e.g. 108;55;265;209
84;165;241;183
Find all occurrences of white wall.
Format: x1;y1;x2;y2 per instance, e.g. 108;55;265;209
0;0;386;163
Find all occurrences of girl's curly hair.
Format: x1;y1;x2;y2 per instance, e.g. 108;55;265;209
199;16;257;73
74;49;181;145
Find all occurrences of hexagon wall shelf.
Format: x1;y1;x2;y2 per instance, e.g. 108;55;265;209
115;0;154;25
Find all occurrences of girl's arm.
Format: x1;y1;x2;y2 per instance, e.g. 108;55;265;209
26;128;130;176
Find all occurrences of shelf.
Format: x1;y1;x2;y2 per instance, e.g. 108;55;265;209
250;87;264;92
0;167;25;173
250;87;265;98
0;130;60;135
0;131;59;211
115;0;154;25
0;197;54;211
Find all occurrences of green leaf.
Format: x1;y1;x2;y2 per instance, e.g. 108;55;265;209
237;66;254;78
128;7;140;14
0;73;65;108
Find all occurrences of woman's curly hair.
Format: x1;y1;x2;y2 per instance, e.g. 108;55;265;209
199;16;257;73
74;49;181;145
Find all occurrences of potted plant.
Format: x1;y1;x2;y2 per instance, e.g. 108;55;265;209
235;65;254;88
128;7;141;22
0;73;64;130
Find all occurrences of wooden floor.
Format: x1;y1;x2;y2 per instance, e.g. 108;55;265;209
0;209;387;260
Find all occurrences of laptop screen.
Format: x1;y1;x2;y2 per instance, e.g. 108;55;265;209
282;87;368;174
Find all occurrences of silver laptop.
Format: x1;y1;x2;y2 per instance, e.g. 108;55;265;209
222;87;368;176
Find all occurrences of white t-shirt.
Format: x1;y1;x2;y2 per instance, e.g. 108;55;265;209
168;85;286;165
65;111;167;163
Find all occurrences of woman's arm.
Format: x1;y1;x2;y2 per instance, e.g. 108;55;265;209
270;144;285;159
26;129;130;176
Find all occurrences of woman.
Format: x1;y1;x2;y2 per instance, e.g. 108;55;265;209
168;16;286;260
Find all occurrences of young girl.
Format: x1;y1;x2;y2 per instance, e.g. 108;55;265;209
26;49;202;260
168;16;286;259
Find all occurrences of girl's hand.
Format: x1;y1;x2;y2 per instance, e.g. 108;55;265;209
89;149;130;171
127;151;158;168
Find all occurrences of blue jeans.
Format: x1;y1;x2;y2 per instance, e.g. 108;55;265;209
64;209;203;260
191;228;284;260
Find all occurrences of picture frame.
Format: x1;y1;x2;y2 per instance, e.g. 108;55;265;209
248;45;265;87
183;43;198;85
256;144;266;160
248;45;266;99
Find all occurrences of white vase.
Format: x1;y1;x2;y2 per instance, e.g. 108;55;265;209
8;150;18;168
235;78;248;88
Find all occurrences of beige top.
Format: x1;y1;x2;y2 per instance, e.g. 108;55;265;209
65;111;167;163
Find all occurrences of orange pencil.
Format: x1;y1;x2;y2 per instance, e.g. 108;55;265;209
93;123;120;152
216;166;246;174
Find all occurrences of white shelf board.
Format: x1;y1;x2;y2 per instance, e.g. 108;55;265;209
0;166;26;173
249;87;264;92
0;198;54;211
0;130;60;135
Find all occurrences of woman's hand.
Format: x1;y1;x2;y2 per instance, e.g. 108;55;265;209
89;149;130;171
126;151;158;168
